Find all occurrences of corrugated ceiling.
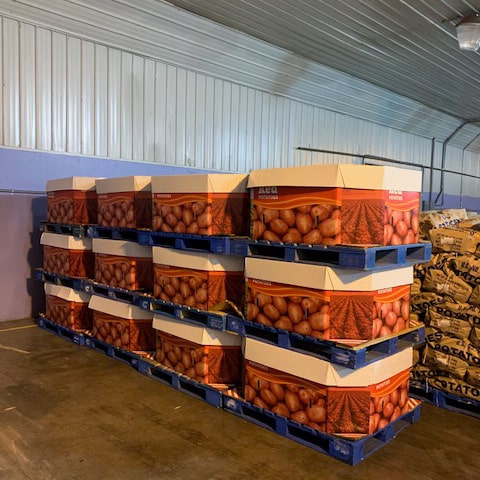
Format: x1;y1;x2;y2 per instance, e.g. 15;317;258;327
166;0;480;124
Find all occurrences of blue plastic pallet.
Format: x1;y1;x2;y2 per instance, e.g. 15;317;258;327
236;240;432;270
37;316;88;346
410;381;480;419
222;395;421;465
35;269;88;291
84;335;149;369
226;317;425;369
40;221;88;237
137;230;242;254
83;280;148;306
87;225;144;242
136;358;223;407
140;297;228;331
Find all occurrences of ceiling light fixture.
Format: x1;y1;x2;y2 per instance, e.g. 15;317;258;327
456;13;480;51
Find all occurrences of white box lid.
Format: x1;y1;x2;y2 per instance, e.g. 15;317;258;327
40;232;92;250
88;295;153;319
151;173;248;193
245;338;412;386
153;314;242;346
46;176;99;192
153;246;244;272
44;282;91;302
245;257;413;291
92;238;152;258
247;164;422;192
95;176;151;194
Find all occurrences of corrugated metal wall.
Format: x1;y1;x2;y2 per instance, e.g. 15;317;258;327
0;15;440;172
0;2;477;203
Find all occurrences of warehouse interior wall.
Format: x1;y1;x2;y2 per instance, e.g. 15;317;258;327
1;4;479;174
1;1;480;320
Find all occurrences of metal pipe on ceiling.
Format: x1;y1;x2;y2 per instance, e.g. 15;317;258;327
435;118;480;207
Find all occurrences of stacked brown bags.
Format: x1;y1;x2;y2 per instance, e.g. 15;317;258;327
412;209;480;401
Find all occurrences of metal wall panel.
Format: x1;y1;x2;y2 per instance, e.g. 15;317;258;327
3;18;20;147
81;40;95;155
67;37;81;153
51;32;66;152
107;48;121;158
154;61;167;163
165;64;177;165
132;55;144;162
120;52;133;159
0;0;471;143
36;27;51;151
176;68;187;168
94;44;108;157
20;22;35;149
144;58;156;163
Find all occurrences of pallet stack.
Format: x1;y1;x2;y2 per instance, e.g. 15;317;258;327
37;164;430;464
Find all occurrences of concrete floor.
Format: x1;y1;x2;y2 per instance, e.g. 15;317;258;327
0;318;479;480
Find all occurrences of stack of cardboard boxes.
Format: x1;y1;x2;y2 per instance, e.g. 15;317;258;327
40;163;424;441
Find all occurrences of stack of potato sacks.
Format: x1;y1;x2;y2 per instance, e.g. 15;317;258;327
241;164;423;437
411;209;480;401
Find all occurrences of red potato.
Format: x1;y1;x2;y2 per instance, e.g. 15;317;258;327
310;205;331;223
270;383;285;402
283;229;303;243
274;317;293;331
384;224;394;245
318;218;341;238
262;209;280;223
306;405;326;423
279;209;296;227
290;410;308;425
285;391;300;413
303;229;323;244
296;205;312;214
385;311;397;328
273;297;288;315
263;230;282;242
260;388;278;407
295;213;313;235
270;218;289;236
263;303;281;321
272;403;290;417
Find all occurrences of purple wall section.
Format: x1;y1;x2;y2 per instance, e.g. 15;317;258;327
0;147;212;192
434;194;480;212
0;147;215;322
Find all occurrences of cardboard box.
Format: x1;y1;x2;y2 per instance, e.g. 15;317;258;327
41;233;93;278
244;338;414;437
46;176;99;224
247;164;422;246
245;257;413;344
153;246;245;310
92;238;153;291
151;173;249;235
95;176;152;229
44;282;92;330
88;295;155;351
153;314;242;385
